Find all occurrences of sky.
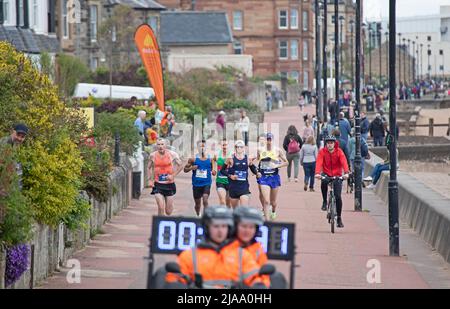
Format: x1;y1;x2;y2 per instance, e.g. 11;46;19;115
364;0;450;21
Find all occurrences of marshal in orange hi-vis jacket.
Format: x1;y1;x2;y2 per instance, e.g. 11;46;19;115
134;24;165;112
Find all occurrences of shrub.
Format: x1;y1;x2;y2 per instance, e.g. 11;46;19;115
18;135;84;228
62;195;91;231
216;99;259;112
96;99;136;113
0;145;33;246
94;112;141;156
80;145;111;203
168;98;205;123
56;53;90;99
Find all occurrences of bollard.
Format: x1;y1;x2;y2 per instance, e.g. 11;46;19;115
429;118;434;137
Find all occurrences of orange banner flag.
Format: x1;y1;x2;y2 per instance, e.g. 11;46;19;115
134;24;165;112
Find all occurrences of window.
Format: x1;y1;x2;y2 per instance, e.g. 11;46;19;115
149;16;158;33
290;40;298;60
303;71;309;89
440;65;444;71
233;11;243;30
90;57;98;70
18;0;24;27
428;65;432;71
62;0;69;38
427;36;431;42
32;0;38;27
233;40;243;54
439;49;444;55
303;40;308;60
90;5;98;42
290;9;298;29
48;0;56;33
279;41;288;59
290;71;299;82
2;0;9;23
302;11;308;31
428;50;432;56
279;10;288;29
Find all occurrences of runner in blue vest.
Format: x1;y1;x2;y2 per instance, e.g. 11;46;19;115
184;140;216;216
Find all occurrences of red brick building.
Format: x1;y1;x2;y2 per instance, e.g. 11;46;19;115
158;0;314;90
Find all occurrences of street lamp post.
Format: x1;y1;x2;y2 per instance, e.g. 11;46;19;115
388;0;399;257
334;0;340;124
428;44;431;79
109;25;116;102
402;38;406;85
354;0;362;212
407;39;411;84
412;40;416;83
385;31;389;86
339;15;345;87
315;0;322;148
379;25;382;87
323;0;328;122
420;43;423;79
398;33;402;88
350;20;355;91
369;28;372;85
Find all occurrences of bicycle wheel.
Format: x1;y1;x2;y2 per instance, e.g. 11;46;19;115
330;196;336;234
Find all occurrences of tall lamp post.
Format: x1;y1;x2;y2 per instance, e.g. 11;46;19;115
412;40;416;83
369;27;372;85
379;24;382;87
349;20;355;91
420;43;423;79
315;0;322;147
388;0;399;257
398;33;402;87
334;0;340;124
428;44;431;79
323;0;328;122
339;15;345;86
402;38;406;85
354;0;362;211
407;39;411;84
385;31;389;86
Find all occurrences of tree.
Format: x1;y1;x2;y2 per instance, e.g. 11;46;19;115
56;53;90;99
99;4;137;71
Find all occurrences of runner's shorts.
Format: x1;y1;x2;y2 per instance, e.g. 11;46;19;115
193;185;211;199
151;182;177;197
229;188;251;199
216;182;230;191
257;175;281;189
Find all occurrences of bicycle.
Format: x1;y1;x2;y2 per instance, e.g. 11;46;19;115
321;175;344;234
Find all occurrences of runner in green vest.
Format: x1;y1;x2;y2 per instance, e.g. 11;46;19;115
213;138;233;207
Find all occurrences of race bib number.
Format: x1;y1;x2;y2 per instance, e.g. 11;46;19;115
260;161;275;174
196;169;208;179
158;174;169;182
235;170;247;181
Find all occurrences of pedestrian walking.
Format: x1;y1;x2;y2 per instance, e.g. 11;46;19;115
235;109;250;146
282;125;303;182
369;113;385;147
216;111;226;140
299;135;318;192
298;95;305;113
302;120;315;142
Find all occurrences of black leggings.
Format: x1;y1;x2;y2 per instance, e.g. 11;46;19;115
321;180;343;217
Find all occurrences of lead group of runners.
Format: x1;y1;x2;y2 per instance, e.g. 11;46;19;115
148;133;288;221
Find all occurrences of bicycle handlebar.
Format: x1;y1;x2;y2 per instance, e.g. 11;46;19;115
321;175;345;182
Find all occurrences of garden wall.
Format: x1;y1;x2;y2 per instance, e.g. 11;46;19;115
0;156;134;289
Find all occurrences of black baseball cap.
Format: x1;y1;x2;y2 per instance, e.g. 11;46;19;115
14;123;29;135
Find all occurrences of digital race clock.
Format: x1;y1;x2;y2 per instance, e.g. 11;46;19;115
150;216;295;261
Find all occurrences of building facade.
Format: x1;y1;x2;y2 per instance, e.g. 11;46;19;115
0;0;60;60
376;5;450;79
58;0;165;70
158;0;315;89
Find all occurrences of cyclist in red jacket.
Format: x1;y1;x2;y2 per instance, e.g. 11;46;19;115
315;135;349;228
